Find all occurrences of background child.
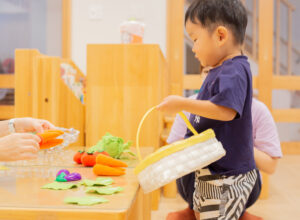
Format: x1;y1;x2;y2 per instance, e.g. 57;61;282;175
157;0;258;219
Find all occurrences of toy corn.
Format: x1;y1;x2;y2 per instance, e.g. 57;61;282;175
37;129;64;149
134;107;226;193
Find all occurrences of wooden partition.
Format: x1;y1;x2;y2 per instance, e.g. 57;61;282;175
86;44;168;149
15;49;85;146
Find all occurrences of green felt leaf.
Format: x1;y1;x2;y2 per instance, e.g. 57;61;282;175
80;177;113;186
85;186;123;195
64;196;108;206
41;182;78;190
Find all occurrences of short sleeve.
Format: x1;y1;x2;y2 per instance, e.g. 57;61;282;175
209;66;248;118
166;111;190;144
252;100;282;158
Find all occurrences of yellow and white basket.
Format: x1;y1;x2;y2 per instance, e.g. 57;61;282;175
134;107;226;193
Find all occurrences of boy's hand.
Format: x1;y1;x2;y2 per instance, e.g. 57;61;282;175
14;118;56;134
157;95;186;114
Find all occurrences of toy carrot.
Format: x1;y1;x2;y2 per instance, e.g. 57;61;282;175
96;154;128;167
93;164;125;176
37;129;64;149
39;139;63;149
37;130;64;145
114;167;126;172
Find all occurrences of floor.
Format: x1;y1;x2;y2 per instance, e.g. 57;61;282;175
152;155;300;220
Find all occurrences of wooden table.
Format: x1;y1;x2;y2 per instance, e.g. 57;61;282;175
0;147;153;220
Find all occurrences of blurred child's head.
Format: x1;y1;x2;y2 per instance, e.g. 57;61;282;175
185;0;247;67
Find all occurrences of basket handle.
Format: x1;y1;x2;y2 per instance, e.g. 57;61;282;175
136;106;198;161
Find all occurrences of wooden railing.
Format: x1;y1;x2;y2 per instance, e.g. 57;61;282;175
245;0;297;76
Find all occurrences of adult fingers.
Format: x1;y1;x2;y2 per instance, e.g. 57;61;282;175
18;133;41;143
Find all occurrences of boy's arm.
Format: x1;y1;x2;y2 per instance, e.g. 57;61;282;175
253;148;278;175
183;99;237;121
157;95;237;121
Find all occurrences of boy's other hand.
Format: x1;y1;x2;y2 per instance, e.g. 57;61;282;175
157;95;186;114
14;118;56;134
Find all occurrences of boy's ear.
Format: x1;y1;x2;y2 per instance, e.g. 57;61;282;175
215;26;228;46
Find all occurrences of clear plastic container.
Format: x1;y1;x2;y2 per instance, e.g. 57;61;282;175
120;20;145;44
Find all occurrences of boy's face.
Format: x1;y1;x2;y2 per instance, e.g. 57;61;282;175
186;19;226;67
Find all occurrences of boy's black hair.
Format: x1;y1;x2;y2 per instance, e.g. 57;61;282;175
185;0;248;45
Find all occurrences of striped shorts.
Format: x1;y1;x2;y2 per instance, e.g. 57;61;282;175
193;168;257;220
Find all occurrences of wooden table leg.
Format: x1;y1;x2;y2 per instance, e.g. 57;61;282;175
129;187;152;220
151;188;161;210
163;180;177;198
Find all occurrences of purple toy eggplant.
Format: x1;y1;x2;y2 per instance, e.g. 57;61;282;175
65;172;82;181
56;169;70;177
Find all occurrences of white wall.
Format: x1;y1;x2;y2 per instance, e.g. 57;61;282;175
46;0;62;57
0;0;62;61
71;0;167;74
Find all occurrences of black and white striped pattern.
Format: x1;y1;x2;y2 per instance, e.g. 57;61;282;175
193;169;257;220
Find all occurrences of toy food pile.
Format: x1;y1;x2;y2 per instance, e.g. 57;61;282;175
73;150;109;167
37;129;64;149
73;133;134;175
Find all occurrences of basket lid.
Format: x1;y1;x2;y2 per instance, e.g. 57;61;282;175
134;129;215;175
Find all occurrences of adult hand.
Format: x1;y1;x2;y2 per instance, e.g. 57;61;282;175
0;133;41;161
14;118;55;133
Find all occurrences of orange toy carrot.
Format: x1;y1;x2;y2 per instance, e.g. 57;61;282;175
96;154;128;167
40;139;63;149
37;130;64;145
93;164;125;176
115;167;126;172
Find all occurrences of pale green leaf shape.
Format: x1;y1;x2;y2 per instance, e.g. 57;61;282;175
80;177;113;187
41;182;78;190
85;186;124;195
64;196;108;206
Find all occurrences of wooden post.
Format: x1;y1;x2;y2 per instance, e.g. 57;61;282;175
258;0;274;199
167;0;184;95
258;0;274;109
62;0;71;59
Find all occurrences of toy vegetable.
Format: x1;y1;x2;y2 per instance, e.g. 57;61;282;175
81;152;99;167
88;133;134;159
96;154;128;167
55;169;82;182
73;150;85;164
93;164;125;176
37;129;64;149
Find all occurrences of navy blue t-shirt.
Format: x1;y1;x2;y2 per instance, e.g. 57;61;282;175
185;56;256;176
